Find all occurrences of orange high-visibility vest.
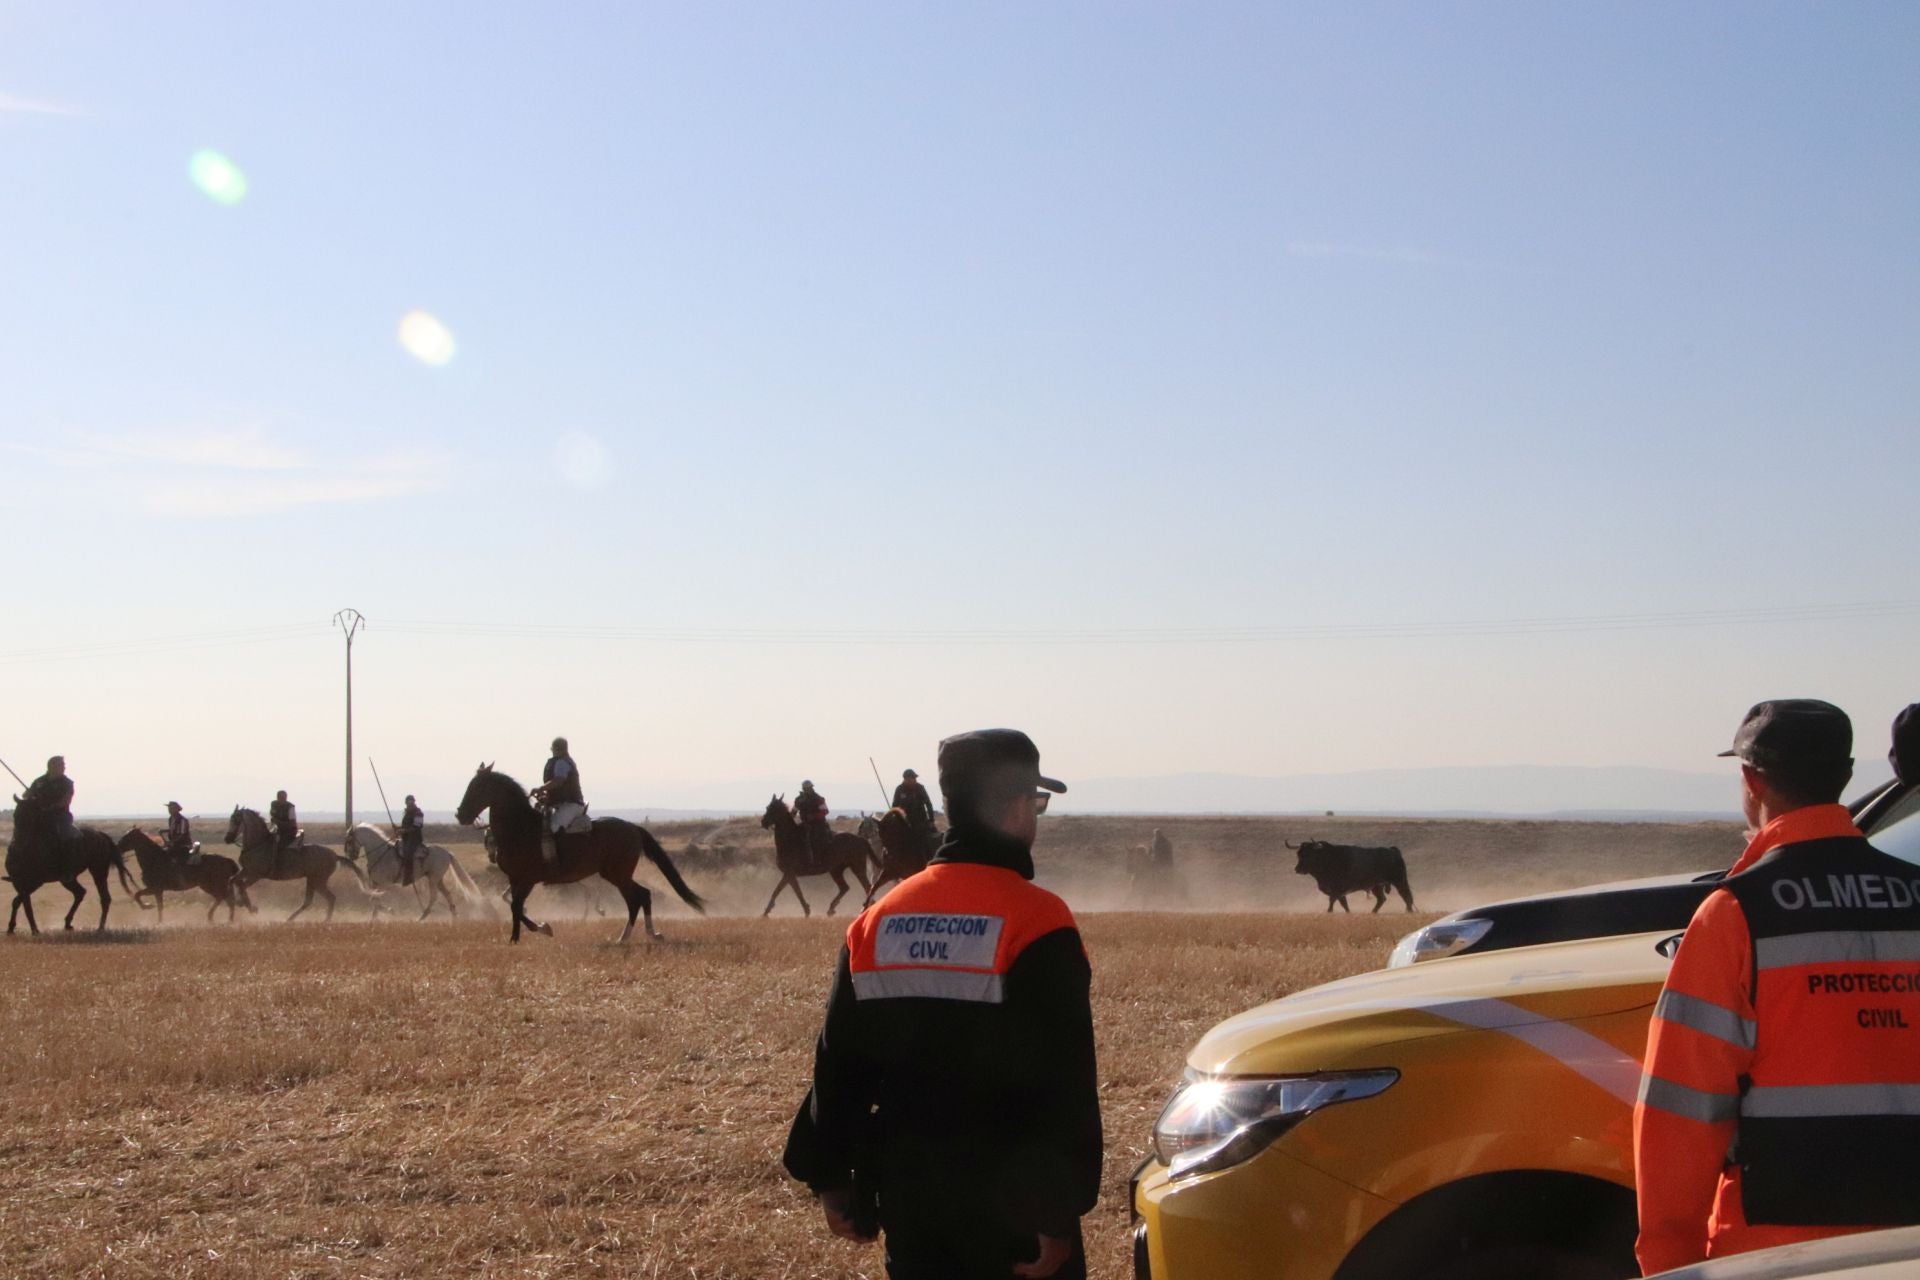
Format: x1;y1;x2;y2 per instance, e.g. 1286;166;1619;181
846;861;1078;1004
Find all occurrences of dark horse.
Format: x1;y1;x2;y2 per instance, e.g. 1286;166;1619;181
861;806;936;907
116;828;254;924
761;794;876;917
6;795;136;934
454;763;707;943
226;806;370;922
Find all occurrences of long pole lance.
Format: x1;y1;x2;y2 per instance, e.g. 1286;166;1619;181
868;757;891;809
333;609;366;830
368;757;399;831
0;754;29;792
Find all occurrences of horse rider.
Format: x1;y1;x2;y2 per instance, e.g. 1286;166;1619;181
397;793;425;884
795;780;831;859
1149;827;1174;869
270;790;299;850
530;736;585;864
164;801;199;867
23;755;79;848
892;768;938;850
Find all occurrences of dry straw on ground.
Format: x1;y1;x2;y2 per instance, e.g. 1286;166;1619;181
1;911;1416;1279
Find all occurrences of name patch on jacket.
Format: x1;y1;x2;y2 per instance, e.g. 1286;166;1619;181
874;913;1003;967
1770;874;1920;912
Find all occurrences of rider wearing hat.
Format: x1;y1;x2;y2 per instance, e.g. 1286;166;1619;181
398;794;426;884
795;780;831;860
891;768;938;850
164;801;195;865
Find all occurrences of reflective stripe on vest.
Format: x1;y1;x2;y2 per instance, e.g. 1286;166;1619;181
845;862;1076;1007
1726;836;1920;1227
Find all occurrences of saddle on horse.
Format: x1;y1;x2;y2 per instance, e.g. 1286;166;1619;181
538;803;591;867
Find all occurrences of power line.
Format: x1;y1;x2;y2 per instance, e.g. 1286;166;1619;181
0;600;1911;667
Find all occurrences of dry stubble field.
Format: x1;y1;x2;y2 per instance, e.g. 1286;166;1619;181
1;815;1742;1278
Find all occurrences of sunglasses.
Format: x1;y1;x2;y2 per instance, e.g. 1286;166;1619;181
1032;791;1051;815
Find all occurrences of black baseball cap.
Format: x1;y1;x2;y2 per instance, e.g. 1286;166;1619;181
937;729;1066;801
1719;699;1853;769
1891;703;1919;786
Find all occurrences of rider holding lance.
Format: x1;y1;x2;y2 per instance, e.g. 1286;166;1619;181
795;780;831;861
24;756;78;848
892;768;938;850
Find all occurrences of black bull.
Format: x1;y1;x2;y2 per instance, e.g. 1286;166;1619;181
1288;839;1415;913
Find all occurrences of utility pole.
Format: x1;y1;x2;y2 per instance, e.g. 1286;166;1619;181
333;609;366;830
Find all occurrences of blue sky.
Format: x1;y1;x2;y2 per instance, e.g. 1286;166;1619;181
2;3;1915;814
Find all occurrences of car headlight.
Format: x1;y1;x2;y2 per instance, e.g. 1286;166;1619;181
1152;1069;1398;1179
1388;917;1494;967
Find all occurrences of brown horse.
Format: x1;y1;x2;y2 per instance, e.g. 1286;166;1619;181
225;806;370;922
6;796;136;934
760;794;877;917
861;806;937;906
115;828;254;923
454;763;707;943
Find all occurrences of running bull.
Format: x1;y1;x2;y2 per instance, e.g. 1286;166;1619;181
1288;839;1415;913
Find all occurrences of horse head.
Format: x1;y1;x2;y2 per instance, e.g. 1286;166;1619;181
761;794;791;830
456;763;519;826
225;806;247;845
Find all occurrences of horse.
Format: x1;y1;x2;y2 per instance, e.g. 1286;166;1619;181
343;823;487;920
760;794;877;917
1125;842;1189;908
453;763;707;943
115;827;254;924
861;806;937;907
225;806;370;922
5;796;136;934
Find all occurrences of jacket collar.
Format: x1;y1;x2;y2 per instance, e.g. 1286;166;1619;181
1728;803;1861;876
929;825;1036;881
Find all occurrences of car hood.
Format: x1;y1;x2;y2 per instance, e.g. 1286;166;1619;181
1190;929;1671;1076
1436;869;1718;921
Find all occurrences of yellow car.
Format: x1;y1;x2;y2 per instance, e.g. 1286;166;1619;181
1130;927;1674;1280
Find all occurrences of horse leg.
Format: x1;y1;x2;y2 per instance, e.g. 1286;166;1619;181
318;878;337;922
287;879;315;922
825;871;850;917
63;878;86;931
863;870;895;908
509;885;527;942
9;892;28;936
94;866;112;930
763;875;793;917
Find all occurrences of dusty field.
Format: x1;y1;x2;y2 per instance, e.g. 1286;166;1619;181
1;913;1415;1279
1;814;1743;1278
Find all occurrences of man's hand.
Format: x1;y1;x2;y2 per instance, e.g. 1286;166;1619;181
1011;1233;1072;1278
818;1188;876;1244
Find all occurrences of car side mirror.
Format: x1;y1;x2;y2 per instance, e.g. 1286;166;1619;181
1656;932;1685;959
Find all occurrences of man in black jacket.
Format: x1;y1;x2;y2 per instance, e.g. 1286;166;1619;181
784;728;1102;1280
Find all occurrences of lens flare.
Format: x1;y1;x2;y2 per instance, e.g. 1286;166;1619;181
397;310;457;366
555;430;611;490
188;150;248;205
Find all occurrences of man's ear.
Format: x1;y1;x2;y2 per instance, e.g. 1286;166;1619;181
1740;763;1768;804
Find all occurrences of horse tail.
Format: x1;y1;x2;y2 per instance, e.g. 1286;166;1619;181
112;845;138;895
446;851;485;900
635;826;708;915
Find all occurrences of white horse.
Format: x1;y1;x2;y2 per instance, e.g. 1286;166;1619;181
343;823;488;920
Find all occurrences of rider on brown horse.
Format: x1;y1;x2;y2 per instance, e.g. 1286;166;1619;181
795;780;831;862
530;737;587;865
270;790;298;850
24;756;79;850
164;801;199;866
892;768;938;853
